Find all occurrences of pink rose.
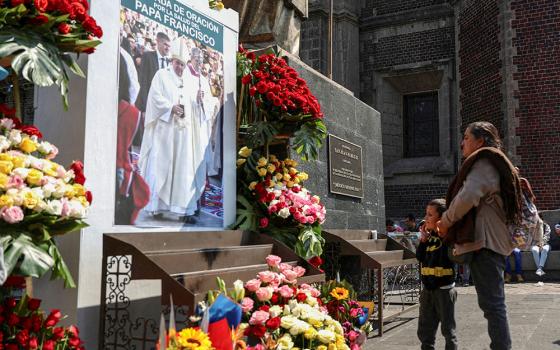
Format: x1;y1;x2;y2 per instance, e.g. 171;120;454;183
255;287;273;302
282;269;298;283
7;175;24;189
350;308;361;318
299;283;311;290
1;206;24;224
278;285;294;299
309;287;321;298
241;297;254;313
306;216;315;224
265;254;282;268
293;266;306;278
249;310;270;325
46;146;58;160
348;330;359;342
257;271;277;284
278;263;293;273
245;279;261;292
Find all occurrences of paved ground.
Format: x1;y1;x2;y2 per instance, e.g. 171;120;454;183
364;282;560;350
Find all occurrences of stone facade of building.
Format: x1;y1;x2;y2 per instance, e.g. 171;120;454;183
301;0;560;222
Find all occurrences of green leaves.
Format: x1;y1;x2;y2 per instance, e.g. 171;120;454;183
233;194;258;230
2;233;54;278
295;225;325;260
292;119;327;161
245;121;279;149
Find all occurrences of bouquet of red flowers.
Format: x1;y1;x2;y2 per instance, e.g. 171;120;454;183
0;0;103;107
1;277;84;349
237;47;326;161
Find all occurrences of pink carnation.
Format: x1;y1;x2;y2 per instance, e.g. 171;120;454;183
245;279;261;292
249;310;270;325
1;206;24;224
265;254;282;268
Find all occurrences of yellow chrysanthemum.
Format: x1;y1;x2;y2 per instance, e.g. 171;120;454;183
176;328;212;350
20;138;37;153
330;287;349;301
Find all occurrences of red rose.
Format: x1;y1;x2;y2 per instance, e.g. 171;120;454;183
34;0;48;11
52;327;65;341
259;305;270;312
6;344;19;350
68;336;82;348
78;0;89;10
3;275;26;288
246;52;255;61
0;103;16;116
249;86;257;96
67;325;79;338
265;316;281;330
27;298;41;311
241;74;252;85
42;340;55;350
259;217;269;228
70;161;86;185
5;297;17;309
21;125;43;138
44;309;62;327
81;16;97;32
30;14;49;24
85;190;93;204
10;0;25;6
308;256;323;268
31;314;43;332
93;24;103;38
296;292;307;302
245;325;266;338
28;337;39;350
69;2;86;20
58;22;72;34
270;293;279;304
238;43;246;53
7;313;20;326
20;316;33;330
16;329;29;347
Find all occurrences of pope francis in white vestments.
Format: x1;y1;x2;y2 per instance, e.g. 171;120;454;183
138;38;208;221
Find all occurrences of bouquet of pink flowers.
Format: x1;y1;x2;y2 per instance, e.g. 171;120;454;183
236;149;325;260
240;255;349;350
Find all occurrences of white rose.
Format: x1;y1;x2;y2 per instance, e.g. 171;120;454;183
276;334;294;350
0;135;10;151
45;200;63;216
289;319;310;336
317;329;336;344
68;199;87;218
278;207;290;219
280;315;297;329
6;189;23;206
52;182;66;198
37;141;54;155
9;129;22;144
41;182;56;198
0;118;14;130
269;305;283;318
31;187;45;199
33;200;47;213
13;167;30;179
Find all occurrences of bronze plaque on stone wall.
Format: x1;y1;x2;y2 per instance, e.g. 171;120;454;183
328;134;364;198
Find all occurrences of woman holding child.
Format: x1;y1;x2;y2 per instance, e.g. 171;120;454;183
435;121;522;350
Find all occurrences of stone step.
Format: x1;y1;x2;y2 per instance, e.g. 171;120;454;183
346;239;387;252
326;229;371;241
146;244;274;275
366;250;404;263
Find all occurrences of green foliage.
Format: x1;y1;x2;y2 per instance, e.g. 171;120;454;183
245;120;280;149
233;194;258;230
295;225;325;260
292;119;327;161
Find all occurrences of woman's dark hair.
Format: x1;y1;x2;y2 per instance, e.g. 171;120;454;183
428;198;446;217
467;121;503;150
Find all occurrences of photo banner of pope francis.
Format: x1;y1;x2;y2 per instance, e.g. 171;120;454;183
115;0;228;228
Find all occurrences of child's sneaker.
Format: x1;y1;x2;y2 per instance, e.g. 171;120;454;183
504;273;512;283
516;274;524;283
536;268;545;276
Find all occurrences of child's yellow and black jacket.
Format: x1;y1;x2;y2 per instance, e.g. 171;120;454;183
416;231;455;290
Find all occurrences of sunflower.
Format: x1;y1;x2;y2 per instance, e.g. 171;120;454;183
330;287;349;301
176;328;212;350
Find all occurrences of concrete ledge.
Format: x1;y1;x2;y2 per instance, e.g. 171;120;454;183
507;251;560;281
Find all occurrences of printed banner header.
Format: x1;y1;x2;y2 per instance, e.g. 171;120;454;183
123;0;223;52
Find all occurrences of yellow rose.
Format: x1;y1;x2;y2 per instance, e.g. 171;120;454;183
78;196;89;207
0;154;12;162
0;194;14;207
11;156;25;169
283;173;291;182
43;161;59;177
286;181;294;188
267;163;276;173
216;2;224;9
238;146;252;158
289;167;298;175
304;327;318;340
269;154;278;162
20;138;37;153
0;173;8;189
275;173;283;181
73;183;86;196
316;346;327;350
23;191;38;209
236;158;247;167
294;177;301;184
328;344;337;350
0;160;13;174
248;181;257;190
26;169;43;186
257;167;267;177
64;184;76;198
257;157;267;167
298;172;309;181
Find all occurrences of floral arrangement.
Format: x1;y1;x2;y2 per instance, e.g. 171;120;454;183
321;281;371;349
237;47;327;161
0;0;103;108
0;105;90;288
208;0;224;10
157;326;212;350
239;255;349;350
235;149;325;260
0;277;85;349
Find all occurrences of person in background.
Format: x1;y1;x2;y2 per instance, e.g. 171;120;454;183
386;219;403;233
504;247;523;283
549;223;560;251
417;199;457;350
531;221;551;276
404;213;419;231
